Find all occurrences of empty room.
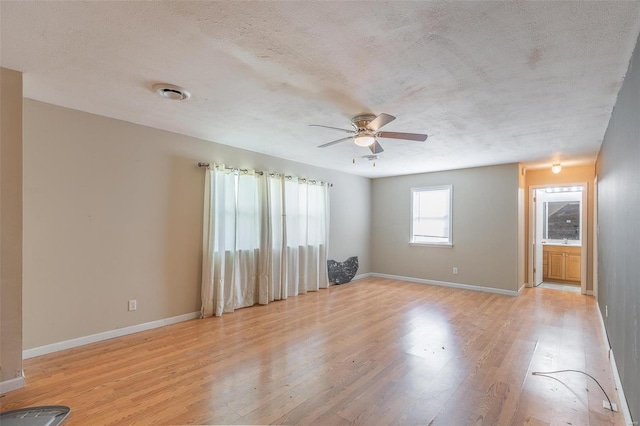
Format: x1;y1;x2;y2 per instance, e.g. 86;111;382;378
1;2;639;425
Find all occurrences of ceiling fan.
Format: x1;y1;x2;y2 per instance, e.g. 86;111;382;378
310;113;428;154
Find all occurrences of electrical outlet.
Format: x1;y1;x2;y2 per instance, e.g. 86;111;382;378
605;305;608;318
603;400;618;412
453;267;458;275
128;299;137;311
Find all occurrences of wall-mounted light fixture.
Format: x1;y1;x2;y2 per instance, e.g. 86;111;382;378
551;163;562;174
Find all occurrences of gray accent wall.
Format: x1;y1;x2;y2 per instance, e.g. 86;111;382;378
596;31;640;421
22;100;372;349
371;163;520;293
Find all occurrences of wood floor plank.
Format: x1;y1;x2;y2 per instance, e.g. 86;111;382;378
0;279;625;425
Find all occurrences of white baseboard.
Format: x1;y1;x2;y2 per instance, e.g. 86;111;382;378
518;284;526;294
596;302;633;425
596;302;608;343
0;376;25;394
23;312;200;359
610;350;633;426
352;272;373;281
370;273;519;296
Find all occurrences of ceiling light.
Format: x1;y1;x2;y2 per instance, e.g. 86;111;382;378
551;163;562;174
152;83;191;101
354;134;375;147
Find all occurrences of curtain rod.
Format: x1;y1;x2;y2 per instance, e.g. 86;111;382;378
197;162;333;187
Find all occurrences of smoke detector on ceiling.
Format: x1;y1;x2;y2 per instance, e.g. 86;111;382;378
152;83;191;101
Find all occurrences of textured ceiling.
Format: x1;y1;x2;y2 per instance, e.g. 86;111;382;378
2;1;639;178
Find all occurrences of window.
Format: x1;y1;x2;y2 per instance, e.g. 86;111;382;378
410;185;452;246
540;187;583;244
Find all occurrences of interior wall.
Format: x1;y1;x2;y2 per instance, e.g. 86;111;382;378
23;99;372;349
371;163;520;293
596;29;640;421
524;165;595;291
0;68;23;384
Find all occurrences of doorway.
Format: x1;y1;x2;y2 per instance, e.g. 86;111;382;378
529;183;588;294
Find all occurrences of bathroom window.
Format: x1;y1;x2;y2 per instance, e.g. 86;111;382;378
543;197;581;244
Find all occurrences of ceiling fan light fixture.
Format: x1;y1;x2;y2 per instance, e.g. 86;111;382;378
312;112;428;152
354;134;376;147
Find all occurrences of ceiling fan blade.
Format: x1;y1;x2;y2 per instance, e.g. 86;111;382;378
369;140;384;154
317;136;352;148
309;124;355;134
366;113;396;131
377;131;428;142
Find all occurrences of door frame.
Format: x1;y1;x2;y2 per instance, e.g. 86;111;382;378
593;176;598;299
528;182;588;294
533;190;544;286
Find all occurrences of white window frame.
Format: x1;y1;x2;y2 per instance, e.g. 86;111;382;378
410;185;453;248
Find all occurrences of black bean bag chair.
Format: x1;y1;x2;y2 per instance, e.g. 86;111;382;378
327;256;359;284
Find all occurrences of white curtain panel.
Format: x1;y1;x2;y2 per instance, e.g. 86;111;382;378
266;174;285;302
282;179;330;295
201;167;263;317
201;166;330;317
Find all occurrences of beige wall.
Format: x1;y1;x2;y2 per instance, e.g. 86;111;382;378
371;163;520;292
0;68;23;383
524;165;595;291
23;99;372;349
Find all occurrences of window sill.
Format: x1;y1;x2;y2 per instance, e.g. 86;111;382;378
409;242;453;248
543;240;581;247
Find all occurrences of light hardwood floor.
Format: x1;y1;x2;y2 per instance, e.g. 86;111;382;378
1;277;624;425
